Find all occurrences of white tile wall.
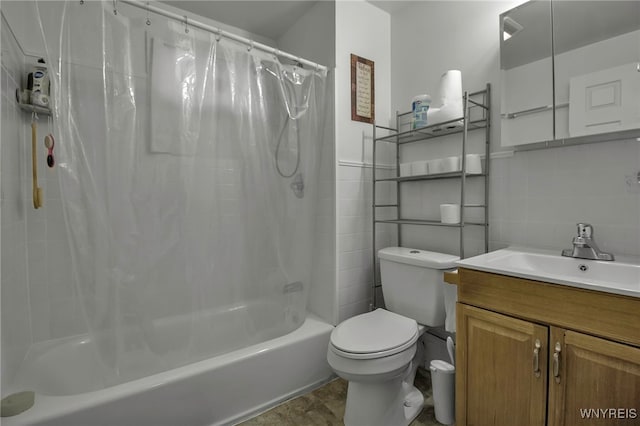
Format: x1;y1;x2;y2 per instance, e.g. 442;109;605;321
1;16;32;391
489;139;640;257
1;17;84;394
336;163;396;323
309;87;337;325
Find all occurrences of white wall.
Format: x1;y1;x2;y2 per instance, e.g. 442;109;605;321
278;1;336;69
390;1;640;258
335;0;393;322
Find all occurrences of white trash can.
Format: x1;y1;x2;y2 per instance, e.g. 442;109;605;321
430;359;455;425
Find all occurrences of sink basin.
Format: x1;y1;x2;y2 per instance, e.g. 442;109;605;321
456;247;640;298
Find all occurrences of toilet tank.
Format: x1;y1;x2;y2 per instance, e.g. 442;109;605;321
378;247;459;327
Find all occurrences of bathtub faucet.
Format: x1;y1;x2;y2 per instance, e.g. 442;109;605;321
561;223;614;261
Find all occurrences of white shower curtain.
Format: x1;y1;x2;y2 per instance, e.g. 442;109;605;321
37;1;327;388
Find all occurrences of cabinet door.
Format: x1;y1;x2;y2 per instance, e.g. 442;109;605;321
548;328;640;426
456;304;548;426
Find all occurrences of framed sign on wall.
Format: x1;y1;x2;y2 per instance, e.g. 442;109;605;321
351;54;375;124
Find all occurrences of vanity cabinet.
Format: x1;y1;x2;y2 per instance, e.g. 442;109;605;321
548;329;640;426
459;305;548;425
456;268;640;426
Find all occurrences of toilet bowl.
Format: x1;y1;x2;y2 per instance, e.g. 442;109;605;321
327;309;425;426
328;309;419;382
327;247;458;426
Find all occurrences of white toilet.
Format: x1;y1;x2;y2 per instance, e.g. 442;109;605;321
327;247;459;426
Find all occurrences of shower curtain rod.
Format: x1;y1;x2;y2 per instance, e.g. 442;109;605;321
118;0;328;72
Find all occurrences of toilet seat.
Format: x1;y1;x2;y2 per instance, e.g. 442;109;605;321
330;309;419;360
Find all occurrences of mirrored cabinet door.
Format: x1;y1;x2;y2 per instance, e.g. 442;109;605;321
500;0;554;147
553;0;640;140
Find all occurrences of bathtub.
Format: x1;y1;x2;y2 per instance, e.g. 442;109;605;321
3;314;334;426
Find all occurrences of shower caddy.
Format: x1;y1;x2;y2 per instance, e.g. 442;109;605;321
371;84;491;307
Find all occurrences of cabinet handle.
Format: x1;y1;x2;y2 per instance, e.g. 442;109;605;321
553;342;562;384
533;339;541;378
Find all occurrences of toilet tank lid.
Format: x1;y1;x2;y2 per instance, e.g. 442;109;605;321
378;247;459;269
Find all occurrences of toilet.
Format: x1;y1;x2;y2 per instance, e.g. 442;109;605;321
327;247;459;426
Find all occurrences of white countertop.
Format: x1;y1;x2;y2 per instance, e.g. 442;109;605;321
456;246;640;298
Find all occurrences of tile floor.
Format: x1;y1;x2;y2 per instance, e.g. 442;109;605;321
239;369;442;425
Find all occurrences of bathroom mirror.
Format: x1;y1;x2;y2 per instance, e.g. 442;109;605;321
500;0;553;147
500;0;640;148
553;1;640;140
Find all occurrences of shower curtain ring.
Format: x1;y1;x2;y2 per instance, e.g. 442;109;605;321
247;40;254;52
184;15;189;33
273;49;280;61
215;28;222;42
80;0;84;4
145;2;151;25
113;0;118;15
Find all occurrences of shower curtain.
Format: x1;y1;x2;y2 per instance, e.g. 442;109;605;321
36;1;327;388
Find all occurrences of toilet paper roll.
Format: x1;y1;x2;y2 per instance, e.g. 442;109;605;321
427;159;443;175
400;162;412;177
464;154;482;174
440;204;460;224
441;156;461;173
427;70;463;128
411;160;428;176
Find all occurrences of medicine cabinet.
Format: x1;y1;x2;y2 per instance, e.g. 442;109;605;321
500;0;640;149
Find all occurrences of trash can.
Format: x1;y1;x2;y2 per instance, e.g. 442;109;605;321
430;359;455;425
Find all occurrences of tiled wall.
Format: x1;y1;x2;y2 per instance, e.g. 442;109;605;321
3;4;339;364
278;1;337;325
308;87;337;324
489;139;640;256
0;13;91;393
337;163;396;322
1;16;32;390
18;60;82;342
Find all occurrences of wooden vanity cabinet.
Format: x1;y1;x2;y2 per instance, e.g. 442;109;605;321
456;268;640;426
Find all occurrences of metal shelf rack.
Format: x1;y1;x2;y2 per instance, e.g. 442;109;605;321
371;84;491;308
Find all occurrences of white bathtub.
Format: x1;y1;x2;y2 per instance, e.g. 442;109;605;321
3;315;334;426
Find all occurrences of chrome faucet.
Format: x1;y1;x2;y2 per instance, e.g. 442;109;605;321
562;223;614;261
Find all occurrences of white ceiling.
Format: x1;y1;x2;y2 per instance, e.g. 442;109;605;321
161;1;412;41
161;1;319;41
369;0;411;14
